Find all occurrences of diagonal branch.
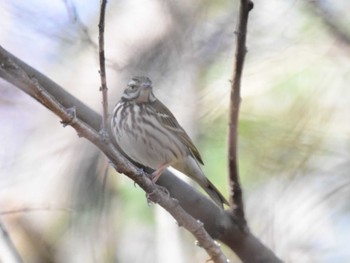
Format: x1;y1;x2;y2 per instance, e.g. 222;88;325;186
0;45;228;263
0;45;282;263
228;0;253;226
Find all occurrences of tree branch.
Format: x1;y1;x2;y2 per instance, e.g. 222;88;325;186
0;45;282;262
228;0;253;226
98;0;109;133
0;45;228;263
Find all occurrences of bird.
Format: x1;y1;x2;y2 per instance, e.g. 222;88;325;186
111;76;229;208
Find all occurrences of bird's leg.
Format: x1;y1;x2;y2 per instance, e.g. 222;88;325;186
151;163;169;183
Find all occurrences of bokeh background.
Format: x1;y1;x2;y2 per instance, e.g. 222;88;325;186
1;0;350;262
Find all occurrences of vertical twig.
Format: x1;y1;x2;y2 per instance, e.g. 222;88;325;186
98;0;109;134
228;0;253;226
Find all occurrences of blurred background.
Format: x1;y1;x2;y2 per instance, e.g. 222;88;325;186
1;0;350;262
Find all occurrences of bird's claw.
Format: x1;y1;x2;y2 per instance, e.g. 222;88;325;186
145;185;170;205
99;128;109;143
157;185;170;197
61;106;77;127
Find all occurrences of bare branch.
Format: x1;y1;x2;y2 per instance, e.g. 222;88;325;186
228;0;253;226
0;45;282;263
0;45;228;263
98;0;109;134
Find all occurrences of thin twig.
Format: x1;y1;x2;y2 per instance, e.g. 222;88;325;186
0;219;23;263
98;0;109;134
228;0;253;226
0;46;228;263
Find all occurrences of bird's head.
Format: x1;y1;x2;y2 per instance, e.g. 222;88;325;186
121;76;156;103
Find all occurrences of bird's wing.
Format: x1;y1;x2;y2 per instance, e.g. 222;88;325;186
150;99;204;165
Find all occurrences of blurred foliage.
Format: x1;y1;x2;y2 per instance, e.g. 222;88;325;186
117;175;155;225
1;0;350;262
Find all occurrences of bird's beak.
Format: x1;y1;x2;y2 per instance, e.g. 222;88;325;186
142;82;152;90
127;80;137;88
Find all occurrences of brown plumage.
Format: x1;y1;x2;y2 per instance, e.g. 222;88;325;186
111;76;229;208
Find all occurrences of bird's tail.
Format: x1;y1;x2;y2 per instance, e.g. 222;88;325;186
173;157;229;208
201;178;229;208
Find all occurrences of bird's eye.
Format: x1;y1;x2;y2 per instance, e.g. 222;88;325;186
129;84;137;90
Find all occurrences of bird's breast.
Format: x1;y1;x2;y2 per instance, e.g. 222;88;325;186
112;103;187;169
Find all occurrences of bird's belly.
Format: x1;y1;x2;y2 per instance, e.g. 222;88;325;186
114;105;186;169
117;131;166;169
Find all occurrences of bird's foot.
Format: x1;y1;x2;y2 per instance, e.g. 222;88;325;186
150;164;168;183
61;106;77;127
145;185;170;205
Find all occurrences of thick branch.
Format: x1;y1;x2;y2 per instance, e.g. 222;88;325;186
0;46;228;263
0;46;282;263
228;0;253;225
